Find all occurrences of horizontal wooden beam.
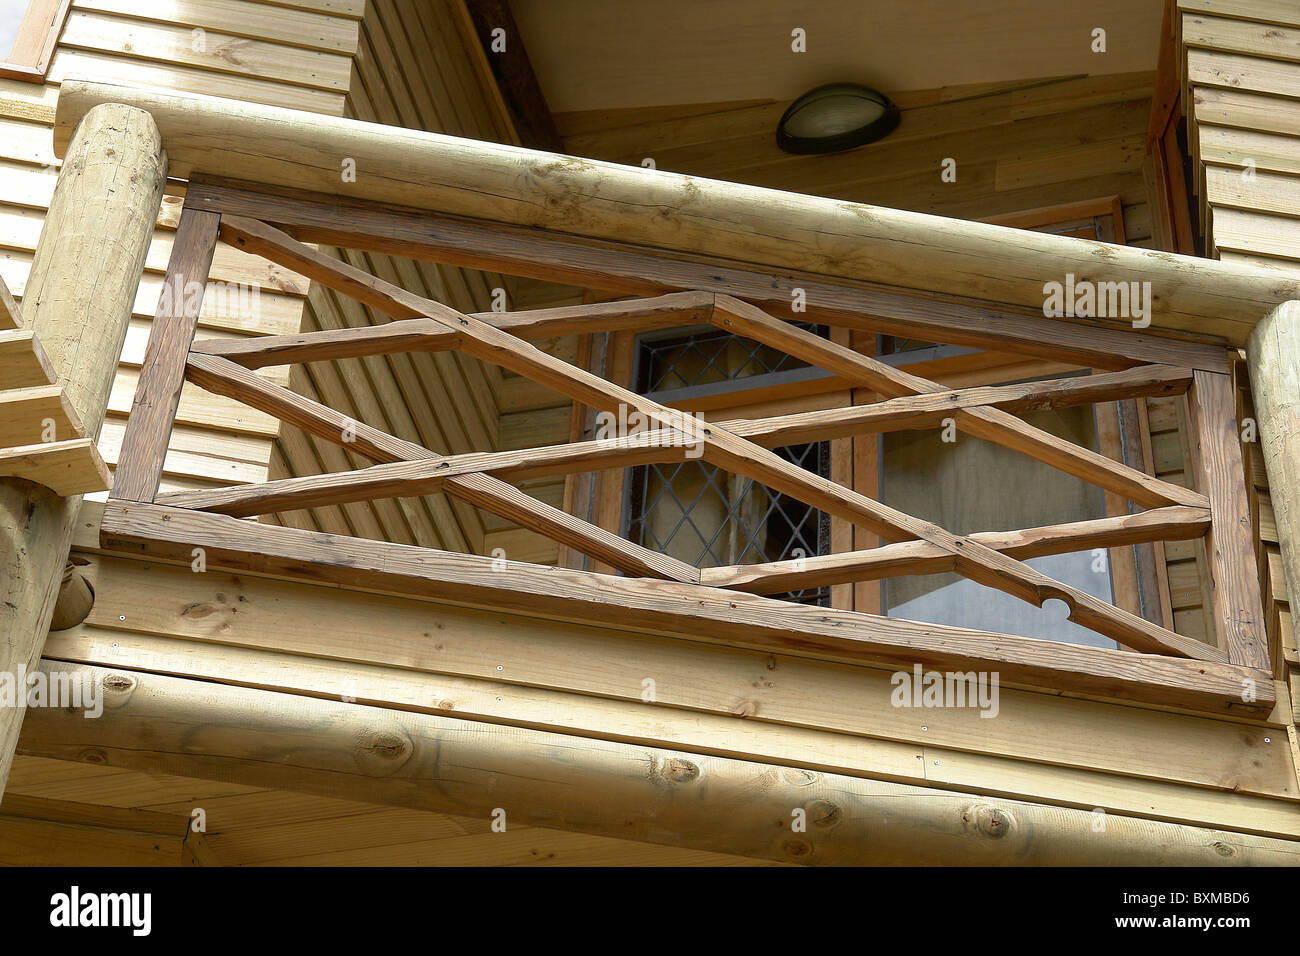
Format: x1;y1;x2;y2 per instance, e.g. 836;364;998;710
158;365;1200;518
0;386;84;448
97;500;1267;716
20;662;1298;864
189;291;714;369
53;80;1294;344
702;506;1212;594
0;439;109;496
182;178;1235;373
0;330;55;388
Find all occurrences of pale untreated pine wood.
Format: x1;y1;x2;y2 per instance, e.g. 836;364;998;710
18;662;1297;863
0;385;83;447
712;294;1207;510
186;353;698;581
64;549;1298;801
0;440;109;496
1187;368;1271;670
0;275;19;330
0;330;54;387
51;80;1300;345
0;104;165;799
1248;303;1300;640
71;0;363;54
157;365;1198;518
110;208;220;503
185;179;1235;373
224;216;1223;661
702;506;1214;595
95;500;1268;715
188;291;715;369
40;624;1300;835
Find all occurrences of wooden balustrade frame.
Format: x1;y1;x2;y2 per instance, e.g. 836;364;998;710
100;182;1272;718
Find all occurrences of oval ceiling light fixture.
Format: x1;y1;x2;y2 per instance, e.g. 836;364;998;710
776;83;900;155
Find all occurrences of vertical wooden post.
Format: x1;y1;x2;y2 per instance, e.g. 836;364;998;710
110;208;220;503
1248;302;1300;644
1186;368;1269;670
0;104;165;796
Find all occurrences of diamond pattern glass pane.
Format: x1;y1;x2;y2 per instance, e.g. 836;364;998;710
627;441;831;605
637;324;828;393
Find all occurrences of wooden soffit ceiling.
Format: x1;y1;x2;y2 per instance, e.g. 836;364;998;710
511;0;1163;112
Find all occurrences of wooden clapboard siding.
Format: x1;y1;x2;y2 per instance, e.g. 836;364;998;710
0;0;358;500
266;0;517;554
1176;0;1296;692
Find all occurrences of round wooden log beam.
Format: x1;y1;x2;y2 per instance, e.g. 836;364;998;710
53;78;1297;347
17;662;1300;865
49;562;94;632
0;104;165;796
1249;302;1300;614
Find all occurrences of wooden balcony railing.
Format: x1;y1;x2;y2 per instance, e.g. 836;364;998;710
99;178;1272;719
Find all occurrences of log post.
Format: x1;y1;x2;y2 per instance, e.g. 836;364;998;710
0;104;165;796
1248;302;1300;619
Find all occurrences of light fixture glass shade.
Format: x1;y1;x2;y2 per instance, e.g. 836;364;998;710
776;83;900;154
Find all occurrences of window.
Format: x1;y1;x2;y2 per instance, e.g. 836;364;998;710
583;199;1174;649
623;324;835;605
879;378;1118;648
0;0;70;83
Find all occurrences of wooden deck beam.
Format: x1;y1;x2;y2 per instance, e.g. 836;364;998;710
16;662;1300;865
97;500;1265;715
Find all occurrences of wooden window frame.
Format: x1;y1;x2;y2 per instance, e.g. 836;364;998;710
0;0;70;82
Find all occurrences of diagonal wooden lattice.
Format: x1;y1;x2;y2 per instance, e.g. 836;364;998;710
126;213;1225;662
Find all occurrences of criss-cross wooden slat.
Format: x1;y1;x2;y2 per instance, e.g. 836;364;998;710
188;292;716;369
216;215;1222;662
701;506;1212;594
159;364;1196;517
710;295;1206;510
186;352;700;583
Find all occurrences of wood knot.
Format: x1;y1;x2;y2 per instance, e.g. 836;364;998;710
781;767;820;787
783;839;812;858
968;804;1013;839
79;748;109;764
1211;841;1236;858
806;799;842;828
352;726;414;773
663;757;700;784
102;673;136;695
